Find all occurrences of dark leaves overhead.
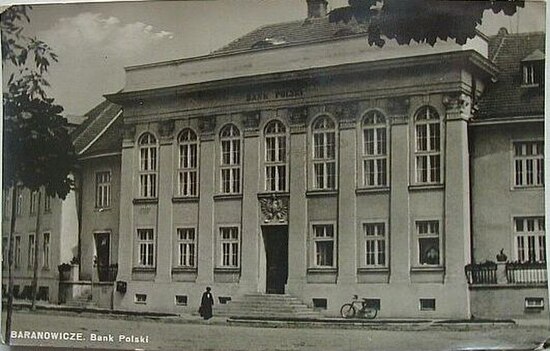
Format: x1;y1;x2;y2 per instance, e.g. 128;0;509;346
2;5;77;198
329;0;524;47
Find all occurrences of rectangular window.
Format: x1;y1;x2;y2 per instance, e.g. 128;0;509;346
416;221;441;266
95;171;111;208
178;135;198;196
139;136;158;198
363;125;387;187
220;139;241;194
29;191;39;215
14;235;21;269
514;217;545;262
265;132;287;192
134;293;147;304
522;61;543;86
28;234;35;269
415;108;441;184
312;130;336;190
15;186;23;217
2;237;8;270
312;224;335;267
42;232;50;269
2;189;10;219
420;298;436;311
176;228;195;267
514;141;544;187
175;295;188;306
44;195;51;213
525;297;544;309
137;229;155;267
364;222;387;267
220;227;239;268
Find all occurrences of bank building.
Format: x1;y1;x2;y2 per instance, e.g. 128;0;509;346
3;0;545;319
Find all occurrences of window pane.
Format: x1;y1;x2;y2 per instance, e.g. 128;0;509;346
419;237;439;265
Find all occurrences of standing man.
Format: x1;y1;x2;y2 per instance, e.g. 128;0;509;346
200;287;214;320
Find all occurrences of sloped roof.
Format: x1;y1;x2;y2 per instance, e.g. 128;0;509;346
214;17;367;54
476;31;545;120
71;100;122;155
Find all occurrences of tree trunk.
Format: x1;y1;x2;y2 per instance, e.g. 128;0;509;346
5;186;18;343
31;190;42;310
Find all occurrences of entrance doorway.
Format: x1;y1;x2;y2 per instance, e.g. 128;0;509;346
262;226;288;294
94;232;110;282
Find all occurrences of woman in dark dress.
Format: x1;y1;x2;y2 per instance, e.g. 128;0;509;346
200;287;214;320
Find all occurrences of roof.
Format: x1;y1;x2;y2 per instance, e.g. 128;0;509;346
71;100;122;156
213;17;367;54
476;31;545;120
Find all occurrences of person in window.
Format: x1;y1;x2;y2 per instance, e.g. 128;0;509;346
200;287;214;320
425;247;439;265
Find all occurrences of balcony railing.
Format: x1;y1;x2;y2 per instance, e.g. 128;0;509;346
506;261;547;284
465;262;497;284
465;261;547;286
97;264;118;282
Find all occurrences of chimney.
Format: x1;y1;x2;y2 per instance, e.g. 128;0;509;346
306;0;328;19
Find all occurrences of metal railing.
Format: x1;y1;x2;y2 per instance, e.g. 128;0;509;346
505;261;547;285
464;262;497;284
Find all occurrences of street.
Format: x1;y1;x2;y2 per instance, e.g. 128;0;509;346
2;310;549;351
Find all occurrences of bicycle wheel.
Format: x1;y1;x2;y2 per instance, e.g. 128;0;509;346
364;308;377;319
340;304;356;318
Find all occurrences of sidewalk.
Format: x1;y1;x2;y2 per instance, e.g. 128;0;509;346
7;299;549;330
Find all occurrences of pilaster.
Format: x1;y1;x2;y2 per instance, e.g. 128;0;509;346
197;116;217;284
388;97;411;283
155;120;175;283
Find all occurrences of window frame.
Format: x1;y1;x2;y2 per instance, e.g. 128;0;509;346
137;132;158;199
360;110;389;188
414;219;443;267
219;124;242;195
177;128;199;197
28;233;35;270
14;235;21;269
95;170;112;208
521;60;544;87
218;225;240;268
42;232;50;270
310;115;338;191
136;228;156;268
513;216;546;263
29;191;39;215
44;195;51;213
362;220;389;268
175;227;197;268
511;140;544;188
413;106;442;185
263;119;288;193
310;222;337;269
15;186;23;217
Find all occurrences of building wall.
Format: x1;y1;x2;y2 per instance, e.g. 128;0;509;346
1;187;76;303
470;287;548;319
471;122;545;263
111;54;482;318
79;155;121;281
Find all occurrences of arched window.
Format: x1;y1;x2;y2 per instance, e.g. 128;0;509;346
219;124;241;194
264;120;287;192
178;128;198;196
362;111;387;187
312;116;336;190
138;133;158;198
414;106;441;184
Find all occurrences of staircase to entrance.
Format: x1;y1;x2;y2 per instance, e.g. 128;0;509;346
213;293;321;319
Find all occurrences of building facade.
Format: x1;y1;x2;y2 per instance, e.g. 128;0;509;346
68;2;546;319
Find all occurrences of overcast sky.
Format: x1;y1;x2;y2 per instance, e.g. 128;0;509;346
6;0;546;116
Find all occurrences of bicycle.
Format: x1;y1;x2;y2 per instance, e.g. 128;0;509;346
340;295;378;319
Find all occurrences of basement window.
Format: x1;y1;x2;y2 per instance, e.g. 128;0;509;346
134;293;147;304
525;297;544;310
365;298;381;311
420;298;436;311
312;298;327;310
218;296;232;304
175;295;188;306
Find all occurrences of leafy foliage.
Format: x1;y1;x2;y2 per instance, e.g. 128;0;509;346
329;0;524;47
2;5;76;198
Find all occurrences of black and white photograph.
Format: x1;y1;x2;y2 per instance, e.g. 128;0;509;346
0;0;548;350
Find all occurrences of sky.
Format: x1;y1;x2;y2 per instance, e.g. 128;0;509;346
4;0;547;117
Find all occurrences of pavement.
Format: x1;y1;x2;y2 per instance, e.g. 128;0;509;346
8;299;550;331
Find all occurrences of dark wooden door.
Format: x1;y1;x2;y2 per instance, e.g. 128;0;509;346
264;227;288;294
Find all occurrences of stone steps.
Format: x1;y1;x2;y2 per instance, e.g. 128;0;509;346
213;293;321;319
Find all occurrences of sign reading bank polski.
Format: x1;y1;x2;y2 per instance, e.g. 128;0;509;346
10;330;150;344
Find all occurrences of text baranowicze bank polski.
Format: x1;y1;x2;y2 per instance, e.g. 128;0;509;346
11;330;150;344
